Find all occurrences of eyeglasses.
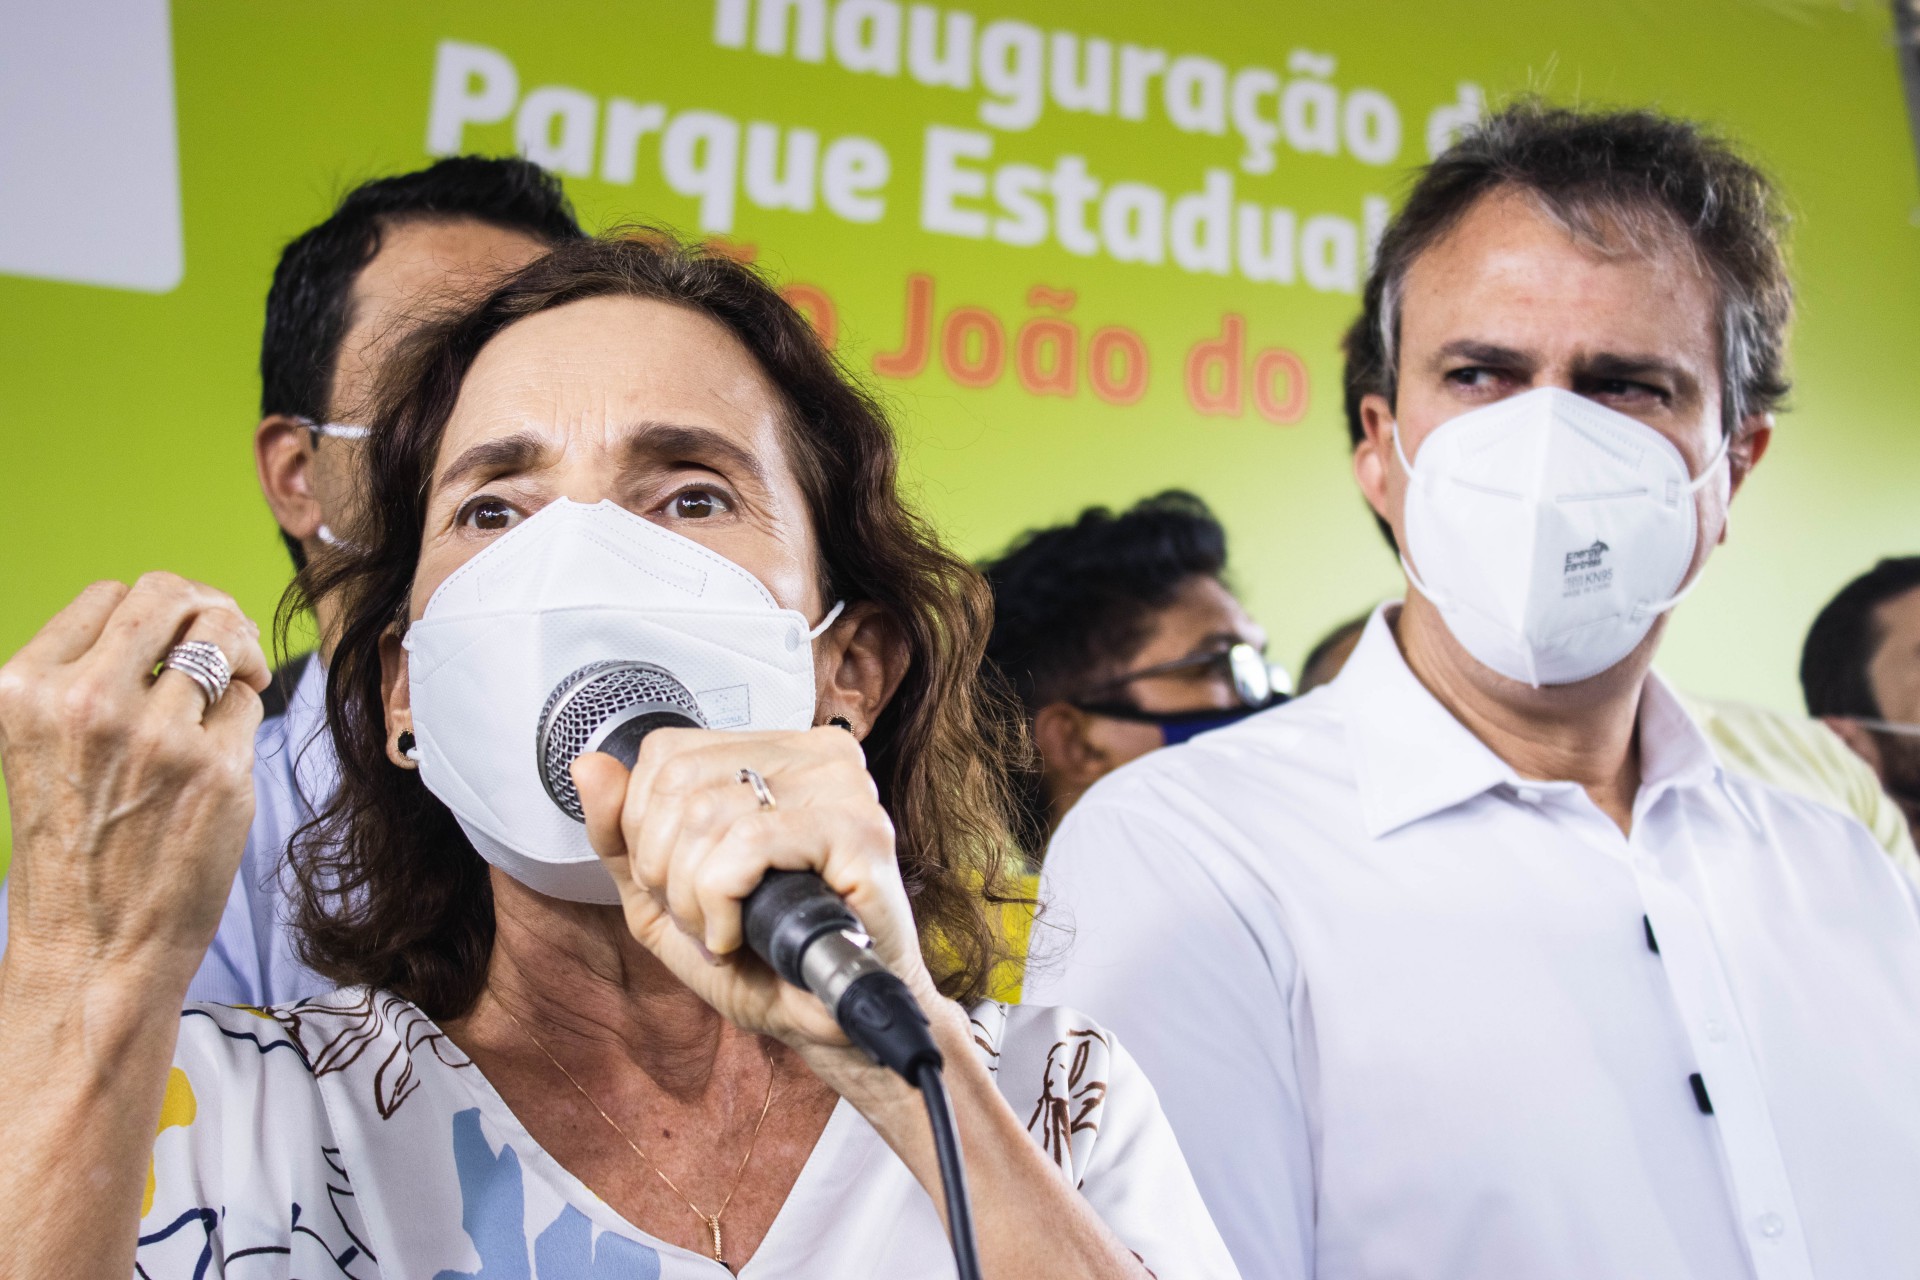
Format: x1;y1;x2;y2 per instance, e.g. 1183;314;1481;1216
1847;716;1920;738
294;415;370;446
1072;641;1291;724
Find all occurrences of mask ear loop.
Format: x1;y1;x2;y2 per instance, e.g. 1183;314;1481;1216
1389;420;1452;612
806;600;847;639
1631;427;1735;620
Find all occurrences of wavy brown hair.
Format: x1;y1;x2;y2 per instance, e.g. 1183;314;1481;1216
286;233;1030;1019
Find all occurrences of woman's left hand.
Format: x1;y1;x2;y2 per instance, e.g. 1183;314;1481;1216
571;727;956;1083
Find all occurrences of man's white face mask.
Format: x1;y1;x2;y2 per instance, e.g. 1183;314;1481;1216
403;499;843;903
1395;386;1730;688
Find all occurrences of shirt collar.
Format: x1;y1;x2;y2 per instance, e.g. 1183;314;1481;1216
1332;605;1519;838
1634;669;1761;830
286;654;337;818
1331;604;1749;838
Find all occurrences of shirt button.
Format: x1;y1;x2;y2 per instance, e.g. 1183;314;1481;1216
1706;1018;1728;1043
1755;1212;1786;1240
1513;786;1543;805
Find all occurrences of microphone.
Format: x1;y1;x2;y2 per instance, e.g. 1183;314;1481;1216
535;660;942;1080
740;870;942;1079
537;660;706;819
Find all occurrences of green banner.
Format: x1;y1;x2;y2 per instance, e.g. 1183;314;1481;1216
4;0;1919;872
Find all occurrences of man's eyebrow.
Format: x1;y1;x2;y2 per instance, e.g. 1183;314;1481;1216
622;421;770;488
437;431;550;489
1429;340;1534;369
1575;352;1699;391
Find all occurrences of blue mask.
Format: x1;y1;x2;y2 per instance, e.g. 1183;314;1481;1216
1072;698;1284;746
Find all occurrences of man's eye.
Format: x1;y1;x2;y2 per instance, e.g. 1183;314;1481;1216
667;488;730;519
459;497;523;532
1446;367;1501;389
1594;379;1667;403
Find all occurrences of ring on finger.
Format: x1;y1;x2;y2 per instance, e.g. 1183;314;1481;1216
737;766;777;811
157;640;233;711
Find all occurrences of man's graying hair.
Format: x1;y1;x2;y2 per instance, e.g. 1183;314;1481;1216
1346;99;1794;447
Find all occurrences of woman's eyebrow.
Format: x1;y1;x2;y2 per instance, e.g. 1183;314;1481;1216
437;431;551;489
620;421;770;488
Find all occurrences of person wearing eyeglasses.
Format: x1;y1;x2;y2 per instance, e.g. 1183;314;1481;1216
1804;556;1920;843
980;490;1286;859
0;158;584;1009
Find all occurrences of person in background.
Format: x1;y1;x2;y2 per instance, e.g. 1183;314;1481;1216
1804;556;1920;841
1027;102;1920;1278
1297;612;1370;694
0;156;584;1004
1313;319;1919;877
981;490;1283;855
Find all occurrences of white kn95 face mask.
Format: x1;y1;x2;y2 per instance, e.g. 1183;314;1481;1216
404;498;843;904
1395;386;1730;688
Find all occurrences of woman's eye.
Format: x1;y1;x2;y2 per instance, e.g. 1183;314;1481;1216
459;497;523;532
666;488;730;520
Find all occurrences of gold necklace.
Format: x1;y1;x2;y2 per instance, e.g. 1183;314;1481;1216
502;1005;778;1269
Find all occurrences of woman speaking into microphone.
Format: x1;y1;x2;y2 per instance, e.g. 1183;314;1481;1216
0;236;1236;1278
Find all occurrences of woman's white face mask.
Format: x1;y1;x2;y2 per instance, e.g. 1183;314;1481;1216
1395;386;1730;688
403;499;842;903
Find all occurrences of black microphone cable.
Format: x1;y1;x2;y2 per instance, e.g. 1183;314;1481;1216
534;669;987;1278
742;869;985;1280
915;1056;983;1280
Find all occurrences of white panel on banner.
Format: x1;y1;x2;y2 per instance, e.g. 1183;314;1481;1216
0;0;183;292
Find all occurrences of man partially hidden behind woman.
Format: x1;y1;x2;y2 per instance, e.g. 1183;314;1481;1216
0;236;1237;1278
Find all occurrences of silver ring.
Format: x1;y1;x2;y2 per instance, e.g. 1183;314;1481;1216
737;767;777;811
159;640;232;710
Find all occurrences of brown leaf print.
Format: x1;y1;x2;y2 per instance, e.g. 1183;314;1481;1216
271;990;472;1119
1025;1027;1110;1183
969;1012;1003;1069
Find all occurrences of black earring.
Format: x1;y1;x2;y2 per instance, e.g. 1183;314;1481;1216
397;730;416;757
827;715;855;733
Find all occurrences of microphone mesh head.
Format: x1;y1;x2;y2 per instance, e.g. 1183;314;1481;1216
536;660;706;820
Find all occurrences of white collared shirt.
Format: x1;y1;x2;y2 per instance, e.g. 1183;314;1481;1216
1;654;336;1005
1024;606;1920;1280
193;652;337;1004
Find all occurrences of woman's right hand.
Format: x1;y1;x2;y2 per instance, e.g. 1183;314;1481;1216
0;575;269;1280
0;574;270;992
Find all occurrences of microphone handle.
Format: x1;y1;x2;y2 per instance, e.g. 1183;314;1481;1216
567;714;944;1079
742;870;943;1079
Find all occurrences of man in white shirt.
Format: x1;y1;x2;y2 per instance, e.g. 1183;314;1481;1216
1025;102;1920;1280
0;157;579;1003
